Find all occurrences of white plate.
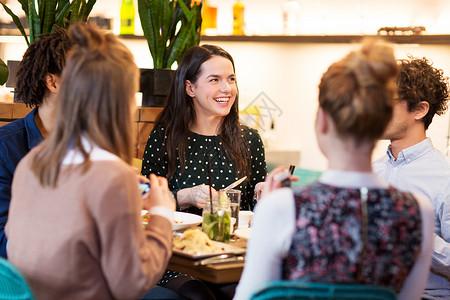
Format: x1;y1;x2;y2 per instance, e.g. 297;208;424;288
234;228;251;240
141;211;203;231
173;212;203;231
173;240;246;259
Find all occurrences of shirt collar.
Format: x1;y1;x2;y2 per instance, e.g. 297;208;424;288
62;137;120;165
319;170;388;189
25;108;44;149
386;137;434;165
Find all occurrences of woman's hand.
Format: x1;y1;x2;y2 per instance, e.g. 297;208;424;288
254;182;265;201
176;184;219;209
143;174;175;211
259;166;297;201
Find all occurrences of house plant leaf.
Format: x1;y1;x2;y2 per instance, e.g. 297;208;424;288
69;0;83;23
138;0;202;69
1;0;96;45
138;0;158;67
18;0;29;17
41;0;57;35
0;58;9;86
165;0;201;68
55;2;71;28
28;0;41;44
0;3;29;45
78;0;97;22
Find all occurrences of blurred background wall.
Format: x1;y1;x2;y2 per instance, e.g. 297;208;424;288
1;0;449;170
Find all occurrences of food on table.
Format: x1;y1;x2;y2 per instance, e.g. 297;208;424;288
141;212;149;229
142;211;183;225
173;229;224;254
142;212;149;223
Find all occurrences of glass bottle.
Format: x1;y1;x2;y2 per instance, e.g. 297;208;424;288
233;0;245;35
282;0;300;35
120;0;135;35
201;0;218;35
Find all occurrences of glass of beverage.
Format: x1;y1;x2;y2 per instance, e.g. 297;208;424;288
202;196;231;242
220;189;241;232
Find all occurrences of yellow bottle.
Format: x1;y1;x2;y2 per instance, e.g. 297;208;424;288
233;0;245;35
120;0;135;35
201;0;217;35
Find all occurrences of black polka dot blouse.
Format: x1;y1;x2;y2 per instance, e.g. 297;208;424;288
141;125;267;215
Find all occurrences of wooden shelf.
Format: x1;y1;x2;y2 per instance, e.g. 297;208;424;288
118;34;450;45
203;34;450;45
3;33;450;45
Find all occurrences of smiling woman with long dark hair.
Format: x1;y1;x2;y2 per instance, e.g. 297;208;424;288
141;44;267;299
141;44;267;216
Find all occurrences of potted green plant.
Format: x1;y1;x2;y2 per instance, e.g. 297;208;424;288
1;0;96;46
0;0;96;90
138;0;202;106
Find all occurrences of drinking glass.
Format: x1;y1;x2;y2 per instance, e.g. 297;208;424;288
220;189;241;232
202;197;231;242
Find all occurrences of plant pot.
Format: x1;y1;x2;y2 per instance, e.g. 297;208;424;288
140;68;175;107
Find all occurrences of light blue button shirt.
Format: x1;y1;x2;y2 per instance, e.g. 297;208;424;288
373;138;450;299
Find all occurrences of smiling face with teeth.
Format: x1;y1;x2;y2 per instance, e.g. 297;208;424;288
185;55;237;133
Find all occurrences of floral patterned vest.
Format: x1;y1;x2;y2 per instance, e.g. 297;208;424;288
282;182;422;292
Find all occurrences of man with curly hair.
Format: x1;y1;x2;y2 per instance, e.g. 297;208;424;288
0;26;72;258
373;57;450;299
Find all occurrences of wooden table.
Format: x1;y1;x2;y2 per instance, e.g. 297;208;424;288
167;255;245;284
167;238;247;284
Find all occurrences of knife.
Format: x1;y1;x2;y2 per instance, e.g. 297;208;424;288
225;176;247;190
194;254;245;266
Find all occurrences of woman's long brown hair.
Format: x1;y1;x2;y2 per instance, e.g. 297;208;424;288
32;23;139;187
156;44;251;179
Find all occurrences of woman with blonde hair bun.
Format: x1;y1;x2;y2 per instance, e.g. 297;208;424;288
6;23;176;299
235;39;434;300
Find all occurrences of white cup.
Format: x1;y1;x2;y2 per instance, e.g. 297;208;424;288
238;211;254;229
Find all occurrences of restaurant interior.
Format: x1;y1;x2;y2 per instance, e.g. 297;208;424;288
0;1;449;299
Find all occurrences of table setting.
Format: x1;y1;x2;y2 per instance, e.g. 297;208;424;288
141;175;254;284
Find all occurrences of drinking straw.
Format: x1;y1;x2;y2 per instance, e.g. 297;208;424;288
205;153;214;214
289;165;296;175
